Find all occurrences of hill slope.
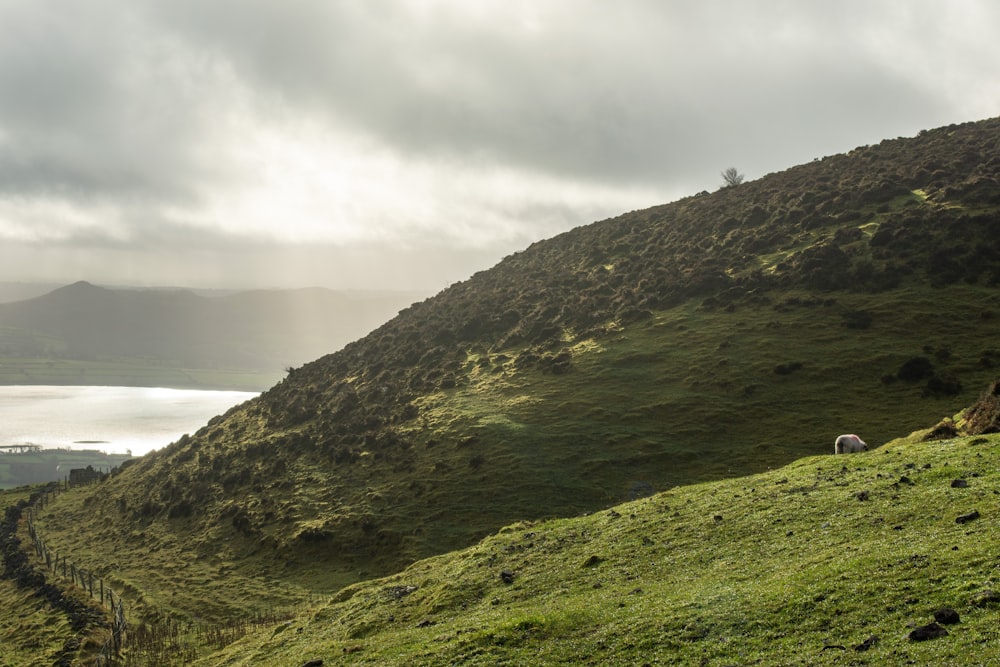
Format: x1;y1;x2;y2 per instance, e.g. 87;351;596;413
32;116;1000;626
197;429;1000;666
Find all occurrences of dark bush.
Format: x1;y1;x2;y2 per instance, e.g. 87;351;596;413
841;310;873;329
923;373;963;397
168;500;194;519
774;362;804;375
898;357;934;382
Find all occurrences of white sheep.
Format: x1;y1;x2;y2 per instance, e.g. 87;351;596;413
834;433;867;454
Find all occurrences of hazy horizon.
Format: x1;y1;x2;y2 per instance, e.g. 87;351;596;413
1;1;998;291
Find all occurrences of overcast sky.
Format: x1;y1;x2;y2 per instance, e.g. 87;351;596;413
0;1;997;292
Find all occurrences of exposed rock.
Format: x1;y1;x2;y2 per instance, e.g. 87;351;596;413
853;635;880;652
908;622;948;641
933;608;960;625
386;585;418;600
950;479;969;488
955;510;981;524
500;569;515;584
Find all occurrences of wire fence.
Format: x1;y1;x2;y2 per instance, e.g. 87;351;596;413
22;478;310;666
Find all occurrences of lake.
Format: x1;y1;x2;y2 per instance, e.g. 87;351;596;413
0;385;259;456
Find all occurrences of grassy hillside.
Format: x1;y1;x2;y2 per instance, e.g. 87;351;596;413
22;414;999;665
21;116;1000;653
195;429;1000;666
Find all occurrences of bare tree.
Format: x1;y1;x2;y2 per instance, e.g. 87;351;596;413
721;167;745;188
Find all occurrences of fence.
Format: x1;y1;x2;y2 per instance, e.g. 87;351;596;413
23;484;127;665
22;479;309;666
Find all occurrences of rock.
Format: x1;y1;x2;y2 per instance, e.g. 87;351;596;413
908;622;948;641
855;490;870;501
951;479;969;488
500;569;515;584
300;661;324;667
955;510;981;524
934;608;960;625
386;585;418;599
853;635;880;652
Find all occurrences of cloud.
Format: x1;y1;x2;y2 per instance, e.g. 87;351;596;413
0;0;997;289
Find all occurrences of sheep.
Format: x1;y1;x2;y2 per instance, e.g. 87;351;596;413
834;433;867;454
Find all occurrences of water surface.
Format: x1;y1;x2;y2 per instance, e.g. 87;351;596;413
0;385;258;456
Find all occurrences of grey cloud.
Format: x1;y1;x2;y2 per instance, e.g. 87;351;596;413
0;1;227;204
0;0;997;288
139;1;973;190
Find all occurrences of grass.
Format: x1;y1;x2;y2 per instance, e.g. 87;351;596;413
0;487;98;666
25;283;1000;634
191;431;1000;665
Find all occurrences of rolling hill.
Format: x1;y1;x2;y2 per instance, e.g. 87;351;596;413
0;283;426;388
16;116;1000;662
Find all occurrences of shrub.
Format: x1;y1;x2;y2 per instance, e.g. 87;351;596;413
774;362;804;375
923;373;963;397
897;356;934;382
841;310;873;329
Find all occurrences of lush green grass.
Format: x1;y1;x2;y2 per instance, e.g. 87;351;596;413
409;283;1000;494
26;283;1000;633
0;357;281;390
196;431;1000;666
0;487;105;666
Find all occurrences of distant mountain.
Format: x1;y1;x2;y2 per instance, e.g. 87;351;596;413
0;282;63;304
34;117;1000;629
0;283;427;376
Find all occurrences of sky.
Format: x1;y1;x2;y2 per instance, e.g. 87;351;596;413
0;1;998;292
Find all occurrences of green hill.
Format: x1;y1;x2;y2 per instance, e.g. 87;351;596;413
199;427;1000;666
13;116;1000;662
11;394;1000;665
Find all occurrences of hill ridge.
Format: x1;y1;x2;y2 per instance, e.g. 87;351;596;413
0;282;426;381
